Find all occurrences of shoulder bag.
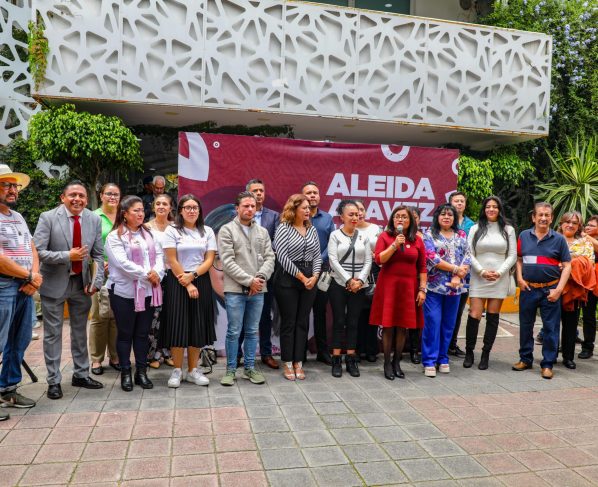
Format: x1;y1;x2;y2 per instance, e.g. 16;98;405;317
318;231;358;292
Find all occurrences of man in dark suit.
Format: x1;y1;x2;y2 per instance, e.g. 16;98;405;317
34;181;105;399
238;179;280;369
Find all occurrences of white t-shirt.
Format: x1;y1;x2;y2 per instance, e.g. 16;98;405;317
162;225;217;271
0;209;33;271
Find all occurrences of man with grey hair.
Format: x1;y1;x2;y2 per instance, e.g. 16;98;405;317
142;175;167;221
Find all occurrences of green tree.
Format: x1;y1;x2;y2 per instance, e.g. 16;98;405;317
28;104;143;208
0;137;65;230
537;136;598;223
457;155;494;218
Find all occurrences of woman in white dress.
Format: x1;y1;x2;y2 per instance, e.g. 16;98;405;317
463;196;516;370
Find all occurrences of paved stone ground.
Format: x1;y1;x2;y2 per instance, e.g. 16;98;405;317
3;314;598;486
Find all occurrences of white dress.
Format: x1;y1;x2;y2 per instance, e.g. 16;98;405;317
468;222;517;299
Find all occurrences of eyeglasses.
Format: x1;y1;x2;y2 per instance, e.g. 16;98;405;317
103;192;120;198
393;215;410;220
181;206;200;212
0;182;22;190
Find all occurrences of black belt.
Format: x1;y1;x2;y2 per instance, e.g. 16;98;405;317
0;273;21;281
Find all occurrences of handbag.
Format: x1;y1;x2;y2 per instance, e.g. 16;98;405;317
506;265;517;297
318;231;359;292
97;285;114;319
199;346;217;374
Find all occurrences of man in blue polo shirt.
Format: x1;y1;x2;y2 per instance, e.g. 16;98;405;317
513;202;571;379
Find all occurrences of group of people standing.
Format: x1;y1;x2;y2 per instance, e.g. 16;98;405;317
0;163;596;421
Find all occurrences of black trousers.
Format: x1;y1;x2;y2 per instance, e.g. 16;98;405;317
450;292;469;349
328;281;366;350
312;289;329;353
276;283;317;362
357;302;379;356
561;307;581;362
581;293;597;352
109;293;153;369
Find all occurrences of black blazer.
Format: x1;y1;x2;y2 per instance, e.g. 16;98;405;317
260;207;280;241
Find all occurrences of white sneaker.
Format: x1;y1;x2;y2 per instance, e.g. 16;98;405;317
439;364;450;374
424;366;437;378
185;368;209;386
168;368;182;388
31;332;39;340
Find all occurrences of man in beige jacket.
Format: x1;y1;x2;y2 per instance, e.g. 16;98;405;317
218;191;275;386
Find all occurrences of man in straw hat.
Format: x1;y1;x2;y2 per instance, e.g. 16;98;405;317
0;164;42;420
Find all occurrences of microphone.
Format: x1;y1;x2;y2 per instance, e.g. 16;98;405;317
397;224;404;251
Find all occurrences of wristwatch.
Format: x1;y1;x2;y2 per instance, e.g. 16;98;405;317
419;287;427;293
192;271;199;279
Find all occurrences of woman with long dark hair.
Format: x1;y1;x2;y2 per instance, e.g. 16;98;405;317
463;196;516;369
328;200;372;378
422;204;470;377
146;194;175;369
105;196;164;391
274;194;321;381
162;194;217;388
370;206;427;380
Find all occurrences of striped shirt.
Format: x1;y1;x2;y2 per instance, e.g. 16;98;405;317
274;223;322;277
0;209;33;272
328;229;372;286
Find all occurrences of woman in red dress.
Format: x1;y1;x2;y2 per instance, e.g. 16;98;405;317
370;206;427;380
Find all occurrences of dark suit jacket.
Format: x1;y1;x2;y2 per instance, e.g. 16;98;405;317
260;207;280;241
33;205;104;299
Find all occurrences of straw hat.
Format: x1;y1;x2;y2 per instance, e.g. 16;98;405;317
0;164;30;190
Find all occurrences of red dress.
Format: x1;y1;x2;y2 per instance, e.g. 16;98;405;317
369;232;427;328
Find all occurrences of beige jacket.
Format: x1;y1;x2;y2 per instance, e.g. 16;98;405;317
218;217;275;293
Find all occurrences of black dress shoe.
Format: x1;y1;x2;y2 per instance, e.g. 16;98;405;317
383;361;395;380
47;384;63;400
109;362;121;372
134;368;154;389
72;376;103;389
121;369;133;392
563;359;577;369
579;349;593;359
91;365;104;375
449;346;466;358
316;351;333;366
410;351;421;364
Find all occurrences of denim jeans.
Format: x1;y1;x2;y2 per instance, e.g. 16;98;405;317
0;279;33;393
225;292;264;371
519;286;560;369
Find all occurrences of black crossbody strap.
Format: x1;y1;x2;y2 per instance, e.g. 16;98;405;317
339;230;359;265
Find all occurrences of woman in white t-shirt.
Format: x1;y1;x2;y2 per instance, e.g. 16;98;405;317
162;194;217;388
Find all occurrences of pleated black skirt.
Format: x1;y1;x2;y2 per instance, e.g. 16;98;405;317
162;271;216;348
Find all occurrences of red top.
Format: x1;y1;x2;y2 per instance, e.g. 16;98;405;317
369;231;426;328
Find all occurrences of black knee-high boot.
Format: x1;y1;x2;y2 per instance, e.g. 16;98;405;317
463;315;481;368
479;313;500;370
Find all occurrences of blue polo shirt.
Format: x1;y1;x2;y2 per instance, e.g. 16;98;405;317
518;228;570;283
311;209;335;265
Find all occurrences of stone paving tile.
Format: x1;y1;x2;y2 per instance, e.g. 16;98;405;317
260;447;307;469
355;459;408;485
82;440;129;461
293;429;336;448
330;427;374;445
383;441;429;460
219;470;268;487
537;468;594;486
342;443;390;463
510;449;564;471
0;445;39;465
496;472;547;487
437;455;490;479
311;465;364;487
71;459;124;483
19;462;76;486
122;456;170;480
398;458;450;482
255;431;296;449
545;447;598;467
0;465;27;487
474;453;528;475
169;475;218;487
216;450;262;472
171;454;217;476
33;442;85;463
266;467;318;487
127;437;171;458
419;438;466;457
302;446;349;467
